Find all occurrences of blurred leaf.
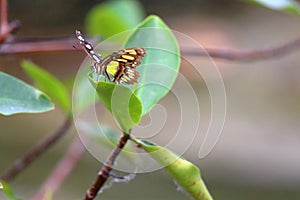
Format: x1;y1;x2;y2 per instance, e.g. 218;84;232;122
78;122;134;153
61;75;75;92
125;15;180;115
86;0;144;38
72;67;97;113
22;61;71;114
243;0;300;15
135;140;213;200
0;72;54;115
0;181;22;200
89;76;142;134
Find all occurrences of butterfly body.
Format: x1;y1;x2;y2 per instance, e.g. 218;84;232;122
75;30;146;84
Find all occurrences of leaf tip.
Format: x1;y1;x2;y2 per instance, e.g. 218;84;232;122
142;15;165;27
21;60;36;71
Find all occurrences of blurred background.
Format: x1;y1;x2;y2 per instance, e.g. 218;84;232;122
1;0;300;199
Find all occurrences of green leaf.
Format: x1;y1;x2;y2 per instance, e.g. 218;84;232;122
21;61;71;114
243;0;300;15
125;15;180;115
134;139;213;200
89;76;142;134
0;72;54;115
86;0;144;38
0;181;22;200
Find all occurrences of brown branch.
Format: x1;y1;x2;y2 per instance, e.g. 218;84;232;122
1;0;8;28
1;30;300;62
31;137;85;200
84;133;130;200
181;36;300;62
0;36;103;55
0;2;299;63
1;38;81;54
0;118;72;182
0;20;20;43
0;0;20;43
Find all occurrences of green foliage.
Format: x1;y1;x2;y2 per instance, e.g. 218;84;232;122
86;0;144;38
0;72;54;115
243;0;300;15
22;61;71;115
89;76;142;134
88;15;179;132
0;181;22;200
136;140;213;200
125;15;180;115
84;7;209;198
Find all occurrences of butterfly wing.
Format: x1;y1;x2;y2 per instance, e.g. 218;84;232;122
76;31;146;84
114;48;146;68
102;48;146;84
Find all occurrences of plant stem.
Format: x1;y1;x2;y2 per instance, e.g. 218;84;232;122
181;36;300;62
31;137;85;200
0;36;103;54
84;133;130;200
0;0;8;30
0;118;72;182
1;33;300;62
0;20;20;43
0;0;20;43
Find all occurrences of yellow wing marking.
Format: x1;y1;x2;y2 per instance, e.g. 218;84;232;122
121;55;135;60
125;49;137;55
116;58;128;63
106;61;119;76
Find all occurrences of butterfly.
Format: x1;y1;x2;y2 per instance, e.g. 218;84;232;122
75;30;146;84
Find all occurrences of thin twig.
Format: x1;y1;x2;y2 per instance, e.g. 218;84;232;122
0;20;20;43
31;137;85;200
84;133;130;200
0;118;72;182
0;35;105;55
1;0;8;29
1;34;300;62
0;37;84;54
0;0;20;43
181;36;300;62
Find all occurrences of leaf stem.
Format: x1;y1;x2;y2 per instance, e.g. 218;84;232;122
0;118;72;182
129;134;142;145
84;133;130;200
